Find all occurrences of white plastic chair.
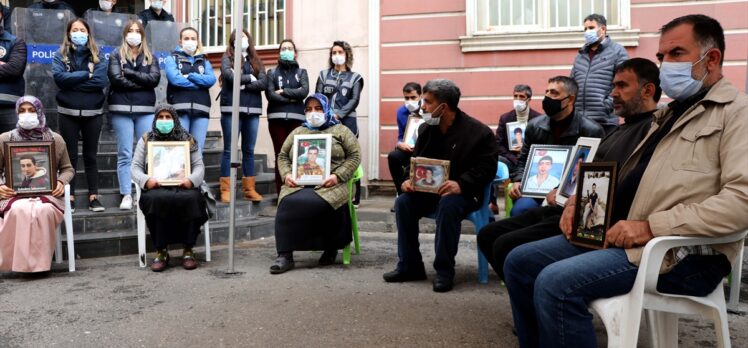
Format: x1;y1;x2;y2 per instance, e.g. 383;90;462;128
53;184;75;272
590;230;747;348
133;182;211;267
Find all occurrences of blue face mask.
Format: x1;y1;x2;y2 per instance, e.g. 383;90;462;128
584;29;599;45
659;54;708;101
70;32;89;46
155;119;174;134
279;50;295;62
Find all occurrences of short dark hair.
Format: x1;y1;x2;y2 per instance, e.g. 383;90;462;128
548;76;579;97
539;155;553;164
513;84;532;98
19;155;36;165
513;127;522;134
423;79;461;110
425;167;433;174
614;58;662;102
584;14;607;27
403;82;422;95
307;146;319;154
660;14;725;65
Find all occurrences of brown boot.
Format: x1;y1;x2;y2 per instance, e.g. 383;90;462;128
219;177;231;203
242;177;263;202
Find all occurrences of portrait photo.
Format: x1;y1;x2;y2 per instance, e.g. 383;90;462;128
505;121;527;152
571;162;618;249
147;141;191;186
4;141;56;196
556;137;601;206
519;144;572;198
410;157;450;194
292;134;332;186
402;116;425;148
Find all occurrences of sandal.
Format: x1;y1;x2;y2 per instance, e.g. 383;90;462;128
269;255;294;274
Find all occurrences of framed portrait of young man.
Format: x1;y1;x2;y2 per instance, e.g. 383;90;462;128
556;137;601;206
409;157;450;194
4;141;56;196
292;134;333;186
402;116;425;148
519;144;573;199
570;162;617;249
147;141;191;186
505;121;527;152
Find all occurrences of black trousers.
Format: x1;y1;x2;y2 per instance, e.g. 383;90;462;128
0;107;18;134
387;148;412;195
58;114;103;196
477;205;564;280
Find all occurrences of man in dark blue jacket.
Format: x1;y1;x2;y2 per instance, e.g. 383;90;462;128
138;1;174;26
28;0;75;13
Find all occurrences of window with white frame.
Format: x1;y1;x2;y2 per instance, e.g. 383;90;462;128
189;0;285;53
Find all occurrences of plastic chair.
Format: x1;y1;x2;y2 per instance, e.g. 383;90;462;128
343;165;363;265
504;182;514;217
134;182;211;268
590;230;747;348
53;184;76;272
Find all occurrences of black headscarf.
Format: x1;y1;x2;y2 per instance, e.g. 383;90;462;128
145;104;198;152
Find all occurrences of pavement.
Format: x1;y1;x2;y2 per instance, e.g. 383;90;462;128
1;230;747;347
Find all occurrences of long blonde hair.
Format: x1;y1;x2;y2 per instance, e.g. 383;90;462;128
118;20;154;65
59;18;101;64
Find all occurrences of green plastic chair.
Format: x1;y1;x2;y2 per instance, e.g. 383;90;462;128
505;182;514;217
343;165;364;264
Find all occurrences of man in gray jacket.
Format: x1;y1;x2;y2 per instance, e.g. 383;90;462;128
571;14;628;135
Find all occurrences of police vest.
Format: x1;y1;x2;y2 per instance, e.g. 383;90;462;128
56;51;106;117
266;65;305;122
108;52;157;115
0;32;25;106
219;56;262;115
167;52;212;118
319;69;362;117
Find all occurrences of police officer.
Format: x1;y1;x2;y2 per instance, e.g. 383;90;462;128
28;0;75;13
137;0;174;27
0;8;27;133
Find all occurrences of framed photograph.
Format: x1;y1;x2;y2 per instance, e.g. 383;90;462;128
409;157;450;193
147;141;191;186
292;134;333;186
505;121;527;152
402;116;425;148
519;144;573;198
556;137;601;206
570;162;617;249
4;141;56;196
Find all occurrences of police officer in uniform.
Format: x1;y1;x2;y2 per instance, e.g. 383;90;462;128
0;9;27;133
28;0;75;13
137;0;174;27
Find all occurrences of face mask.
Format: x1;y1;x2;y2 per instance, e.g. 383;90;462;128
331;54;346;66
404;100;420;112
155;119;174;134
306;112;326;128
513;100;527;113
18;113;40;130
126;32;142;47
422;104;445;126
584;29;600;45
542;95;570;117
99;0;114;11
240;38;249;50
659;54;708;101
182;40;198;54
71;32;89;46
151;1;163;10
279;50;295;62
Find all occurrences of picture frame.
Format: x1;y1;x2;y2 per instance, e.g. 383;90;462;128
570;162;618;249
4;141;56;196
505;121;527;152
519;144;573;199
402;115;425;148
147;141;191;186
292;134;333;186
556;137;601;206
410;157;450;193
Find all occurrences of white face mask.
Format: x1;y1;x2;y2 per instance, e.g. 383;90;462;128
421;104;444;126
182;40;198;54
126;32;142;47
404;100;420;112
18;113;40;130
306;112;326;128
241;38;249;50
513;100;527;113
99;0;114;11
331;54;346;66
151;1;163;10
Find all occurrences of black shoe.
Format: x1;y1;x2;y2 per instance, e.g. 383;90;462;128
383;269;427;283
269;256;294;274
88;198;105;212
69;200;76;214
318;250;337;266
432;276;454;293
390;205;395;213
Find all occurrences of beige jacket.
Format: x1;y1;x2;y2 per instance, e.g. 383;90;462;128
620;78;748;272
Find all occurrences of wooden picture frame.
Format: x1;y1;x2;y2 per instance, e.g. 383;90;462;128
147;141;191;186
505;121;527;152
519;144;573;199
410;157;450;193
556;137;601;206
402;115;425;148
4;141;56;196
292;134;333;186
570;162;618;249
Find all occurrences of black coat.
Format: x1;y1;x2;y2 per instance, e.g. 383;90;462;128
107;51;160;113
495;108;542;165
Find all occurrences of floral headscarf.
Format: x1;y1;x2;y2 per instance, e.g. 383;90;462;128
145;104;198;152
13;96;53;141
303;93;340;130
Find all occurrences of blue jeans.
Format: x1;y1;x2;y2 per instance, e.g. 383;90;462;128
111;113;154;195
219;113;259;177
394;192;477;279
179;114;210;152
510;197;541;216
503;235;732;348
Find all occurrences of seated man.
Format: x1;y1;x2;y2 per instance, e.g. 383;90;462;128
383;79;498;293
388;82;422;198
503;15;748;347
496;84;542;172
478;57;661;280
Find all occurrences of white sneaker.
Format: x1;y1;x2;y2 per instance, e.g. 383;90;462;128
119;195;133;210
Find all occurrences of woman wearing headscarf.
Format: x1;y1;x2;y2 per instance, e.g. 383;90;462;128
0;96;75;273
131;105;208;272
270;93;361;274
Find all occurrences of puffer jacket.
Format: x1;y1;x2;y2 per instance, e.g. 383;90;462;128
570;36;628;128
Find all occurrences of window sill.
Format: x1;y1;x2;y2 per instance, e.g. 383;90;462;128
459;29;640;52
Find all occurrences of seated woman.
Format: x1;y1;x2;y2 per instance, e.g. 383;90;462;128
131;105;208;272
270;93;361;274
0;96;75;273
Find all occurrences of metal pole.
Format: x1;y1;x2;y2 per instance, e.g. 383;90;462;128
226;0;245;274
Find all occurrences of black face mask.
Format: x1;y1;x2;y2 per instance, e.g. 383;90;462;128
542;95;570;117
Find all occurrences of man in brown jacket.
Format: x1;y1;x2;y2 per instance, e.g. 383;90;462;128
502;14;748;347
